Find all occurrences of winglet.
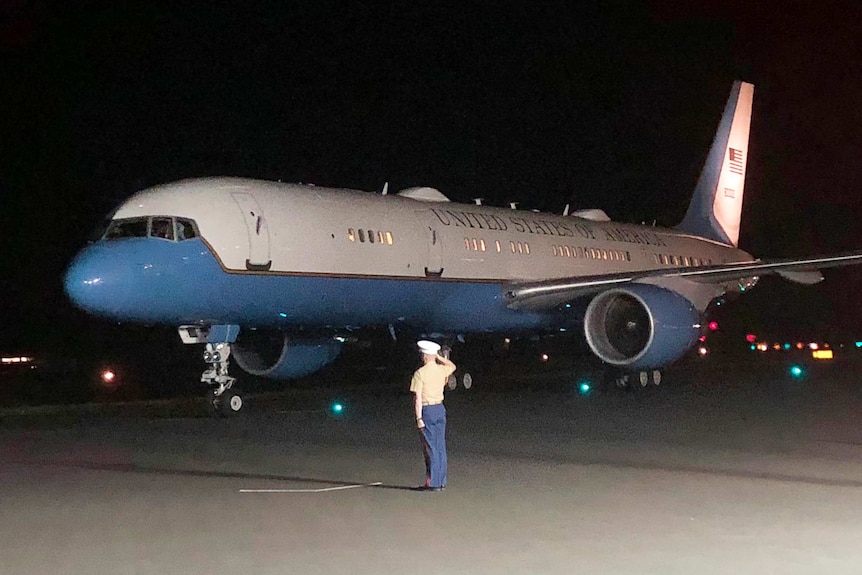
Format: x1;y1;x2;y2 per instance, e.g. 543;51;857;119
676;81;754;247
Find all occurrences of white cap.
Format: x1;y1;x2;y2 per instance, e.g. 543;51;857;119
417;340;441;355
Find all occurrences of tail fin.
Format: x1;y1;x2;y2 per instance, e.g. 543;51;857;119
676;81;754;247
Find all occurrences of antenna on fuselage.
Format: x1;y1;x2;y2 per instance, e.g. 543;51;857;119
509;202;518;210
563;204;570;216
473;198;483;205
381;182;389;195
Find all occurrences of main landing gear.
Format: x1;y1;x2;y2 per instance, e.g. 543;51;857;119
607;369;662;391
201;342;244;417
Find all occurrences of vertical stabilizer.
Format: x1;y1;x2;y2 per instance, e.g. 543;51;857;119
676;81;753;246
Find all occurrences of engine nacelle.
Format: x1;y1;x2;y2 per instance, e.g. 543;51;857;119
584;284;701;370
232;332;343;379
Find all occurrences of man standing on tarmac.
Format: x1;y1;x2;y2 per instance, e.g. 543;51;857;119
411;340;456;492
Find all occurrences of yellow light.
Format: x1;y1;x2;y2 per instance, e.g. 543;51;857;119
772;343;781;351
812;350;833;360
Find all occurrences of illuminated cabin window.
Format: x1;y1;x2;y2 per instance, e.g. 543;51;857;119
510;241;516;253
563;246;571;257
377;231;384;243
472;238;478;251
385;231;393;245
348;228;356;242
524;242;529;254
495;240;501;253
464;238;471;250
682;256;690;266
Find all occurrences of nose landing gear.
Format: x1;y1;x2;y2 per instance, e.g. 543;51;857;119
201;342;244;417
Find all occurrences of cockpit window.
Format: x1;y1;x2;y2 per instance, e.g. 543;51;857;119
104;218;148;239
150;217;174;240
176;218;197;240
102;216;199;242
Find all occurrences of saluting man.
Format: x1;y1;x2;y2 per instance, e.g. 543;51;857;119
411;340;456;492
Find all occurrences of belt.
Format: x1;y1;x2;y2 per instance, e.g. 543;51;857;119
422;402;442;406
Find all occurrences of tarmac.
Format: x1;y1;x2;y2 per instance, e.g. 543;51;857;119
2;356;862;574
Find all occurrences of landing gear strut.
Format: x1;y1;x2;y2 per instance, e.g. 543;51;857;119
201;342;244;417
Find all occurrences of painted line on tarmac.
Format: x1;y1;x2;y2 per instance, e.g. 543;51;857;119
240;482;382;493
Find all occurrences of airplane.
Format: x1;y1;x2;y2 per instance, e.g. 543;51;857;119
64;81;862;415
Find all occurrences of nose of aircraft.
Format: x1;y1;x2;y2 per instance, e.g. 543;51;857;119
64;243;131;318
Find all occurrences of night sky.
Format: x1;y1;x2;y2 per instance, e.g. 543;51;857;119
2;1;862;353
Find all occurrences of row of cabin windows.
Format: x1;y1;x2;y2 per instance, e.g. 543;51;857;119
103;217;198;242
464;238;531;255
348;228;394;245
553;245;631;262
651;253;713;267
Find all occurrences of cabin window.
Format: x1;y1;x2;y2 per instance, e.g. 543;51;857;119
358;229;366;243
524;243;530;255
495;240;501;253
368;230;375;243
479;239;486;252
348;228;356;242
510;241;516;254
385;231;393;245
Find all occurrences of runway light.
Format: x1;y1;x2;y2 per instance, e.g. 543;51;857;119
783;343;791;350
578;382;591;394
708;321;719;331
697;346;709;357
101;369;115;383
540;353;549;362
331;402;344;414
745;334;757;343
812;350;833;360
855;341;862;348
789;365;804;379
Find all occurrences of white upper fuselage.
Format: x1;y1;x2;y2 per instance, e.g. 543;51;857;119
112;177;750;284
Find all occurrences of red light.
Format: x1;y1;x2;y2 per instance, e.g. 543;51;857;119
745;333;756;343
708;321;719;331
698;335;706;342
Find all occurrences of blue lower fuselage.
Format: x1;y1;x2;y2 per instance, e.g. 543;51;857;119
64;238;579;334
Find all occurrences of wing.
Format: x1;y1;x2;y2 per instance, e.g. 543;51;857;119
504;251;862;311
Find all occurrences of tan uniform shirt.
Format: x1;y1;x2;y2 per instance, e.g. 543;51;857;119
410;362;455;405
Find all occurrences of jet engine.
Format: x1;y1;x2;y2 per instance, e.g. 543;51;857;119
232;331;343;379
583;284;701;370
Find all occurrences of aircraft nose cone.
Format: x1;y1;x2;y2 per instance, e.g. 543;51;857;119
64;244;129;318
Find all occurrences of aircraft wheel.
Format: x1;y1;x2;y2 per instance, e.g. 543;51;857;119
615;374;629;389
206;389;221;418
447;375;457;390
637;371;650;387
461;372;473;390
220;388;244;417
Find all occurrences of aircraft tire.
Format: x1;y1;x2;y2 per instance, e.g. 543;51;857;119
220;388;244;417
206;389;221;418
447;375;457;390
461;372;473;390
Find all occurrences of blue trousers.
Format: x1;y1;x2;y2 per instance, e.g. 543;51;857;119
421;403;447;488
